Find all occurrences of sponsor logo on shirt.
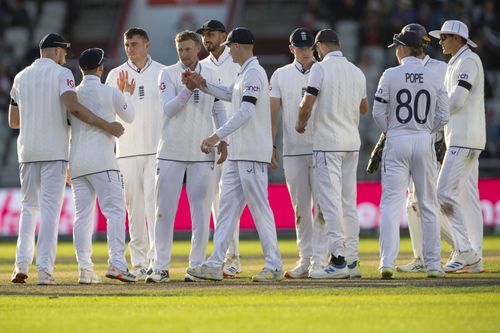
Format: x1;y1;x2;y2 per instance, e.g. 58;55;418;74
67;79;75;88
139;85;145;99
244;85;260;92
159;82;166;92
458;73;468;80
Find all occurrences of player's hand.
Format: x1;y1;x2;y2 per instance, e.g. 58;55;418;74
120;71;136;95
270;146;279;169
295;119;306;133
216;141;228;164
183;70;198;91
201;133;219;154
107;121;125;138
116;70;129;92
186;72;207;90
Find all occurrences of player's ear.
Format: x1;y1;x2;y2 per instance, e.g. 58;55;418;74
288;44;294;55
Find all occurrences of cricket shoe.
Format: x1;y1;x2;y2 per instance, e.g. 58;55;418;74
396;257;426;273
186;264;223;281
145;269;169;283
380;267;394;280
184;272;206;282
105;265;137;282
251;268;284;282
443;250;481;273
284;261;310;279
37;271;55;285
308;263;324;278
78;269;102;284
455;260;484;274
427;269;445;278
223;255;242;278
132;265;152;280
348;260;362;278
309;256;350;279
11;265;28;283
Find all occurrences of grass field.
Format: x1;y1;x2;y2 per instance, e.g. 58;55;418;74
1;236;499;333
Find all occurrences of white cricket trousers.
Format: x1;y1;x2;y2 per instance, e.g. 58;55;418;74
283;155;327;265
118;155;156;268
212;163;240;257
406;177;454;260
153;160;216;270
313;151;360;262
72;171;128;272
379;134;441;271
15;161;66;274
437;147;483;257
205;161;282;270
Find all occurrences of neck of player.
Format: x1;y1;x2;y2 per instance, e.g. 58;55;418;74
211;45;225;60
131;56;148;70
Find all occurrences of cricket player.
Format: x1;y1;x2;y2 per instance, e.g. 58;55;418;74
373;29;449;279
430;20;485;273
197;20;242;277
71;48;137;283
296;29;368;279
270;27;329;279
9;33;124;285
145;31;227;283
186;27;283;282
106;28;164;279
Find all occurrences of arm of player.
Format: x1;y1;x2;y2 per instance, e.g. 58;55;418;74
372;71;390;133
61;91;124;137
159;70;193;119
270;97;281;169
296;63;322;133
359;97;369;115
448;59;477;114
185;70;233;101
431;79;450;133
201;70;261;154
8;102;20;128
212;99;228;164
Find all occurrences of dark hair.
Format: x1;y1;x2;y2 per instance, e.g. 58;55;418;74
124;28;149;41
175;30;201;47
409;46;424;57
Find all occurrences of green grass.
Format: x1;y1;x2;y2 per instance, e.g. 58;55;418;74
0;237;499;333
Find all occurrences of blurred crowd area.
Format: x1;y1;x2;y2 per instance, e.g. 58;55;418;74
0;0;499;187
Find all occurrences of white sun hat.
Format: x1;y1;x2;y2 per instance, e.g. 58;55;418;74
429;20;477;48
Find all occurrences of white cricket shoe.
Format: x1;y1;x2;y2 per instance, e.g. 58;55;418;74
78;269;102;284
251;268;284;282
11;265;28;283
347;260;362;278
145;269;169;283
308;263;324;278
443;250;481;273
427;269;445;278
186;264;223;281
223;256;242;278
396;257;426;273
380;267;394;280
37;271;55;285
455;259;484;273
309;257;350;279
105;265;137;282
284;261;310;279
132;265;152;280
184;272;206;282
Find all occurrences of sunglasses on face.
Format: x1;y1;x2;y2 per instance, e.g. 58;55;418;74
439;34;453;42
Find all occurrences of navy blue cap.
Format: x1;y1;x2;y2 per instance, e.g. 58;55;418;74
289;28;314;47
221;27;255;46
314;29;339;44
79;48;105;70
39;33;71;50
388;30;424;48
197;19;226;34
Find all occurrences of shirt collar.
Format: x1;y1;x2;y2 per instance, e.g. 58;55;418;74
82;75;100;82
239;56;257;74
127;55;152;72
209;46;231;65
293;60;314;74
401;56;423;65
421;54;430;66
323;50;343;60
449;45;470;65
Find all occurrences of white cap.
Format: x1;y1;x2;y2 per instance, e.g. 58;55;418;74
429;20;477;48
